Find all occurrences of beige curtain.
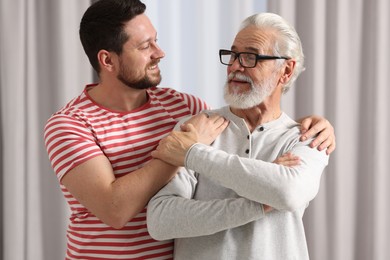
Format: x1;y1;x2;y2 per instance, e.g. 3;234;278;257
1;0;389;259
0;0;92;259
269;0;390;259
0;0;266;259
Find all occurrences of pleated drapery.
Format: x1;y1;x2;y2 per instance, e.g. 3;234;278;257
1;0;389;259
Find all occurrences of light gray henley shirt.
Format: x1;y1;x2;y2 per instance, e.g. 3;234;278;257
147;106;329;260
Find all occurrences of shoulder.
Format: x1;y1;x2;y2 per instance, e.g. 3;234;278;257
275;114;328;160
269;113;304;151
44;92;95;135
149;87;205;101
148;87;210;113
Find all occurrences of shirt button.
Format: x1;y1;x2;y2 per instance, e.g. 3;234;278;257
247;135;250;139
245;149;250;154
258;126;264;131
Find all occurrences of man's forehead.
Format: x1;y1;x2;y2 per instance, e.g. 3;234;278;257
124;14;157;43
232;28;273;52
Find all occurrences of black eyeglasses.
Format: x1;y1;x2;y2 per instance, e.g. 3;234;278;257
219;49;289;68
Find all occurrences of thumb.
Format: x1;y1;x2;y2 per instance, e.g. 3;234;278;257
180;123;195;133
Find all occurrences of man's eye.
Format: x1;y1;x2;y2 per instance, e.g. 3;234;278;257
244;54;256;61
140;44;150;50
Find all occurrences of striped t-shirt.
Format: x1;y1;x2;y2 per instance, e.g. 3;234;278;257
44;84;209;259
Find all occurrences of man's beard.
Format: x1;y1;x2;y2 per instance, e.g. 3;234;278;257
117;59;162;90
223;72;276;109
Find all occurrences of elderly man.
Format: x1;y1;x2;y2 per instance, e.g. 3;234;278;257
45;0;334;258
147;12;330;260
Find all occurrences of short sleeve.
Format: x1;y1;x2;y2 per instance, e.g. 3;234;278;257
44;114;103;181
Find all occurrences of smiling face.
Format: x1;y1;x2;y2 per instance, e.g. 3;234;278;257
116;14;165;89
224;26;284;109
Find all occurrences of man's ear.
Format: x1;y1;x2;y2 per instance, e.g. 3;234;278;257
97;50;116;73
280;59;296;84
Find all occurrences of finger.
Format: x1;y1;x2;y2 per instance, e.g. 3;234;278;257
309;129;331;147
318;134;336;151
185;123;197;134
184;113;209;126
196;112;210;119
212;115;227;124
309;128;332;148
284;160;301;167
281;156;300;163
208;113;224;122
204;114;229;132
275;155;291;163
180;123;188;132
275;158;300;167
274;153;297;163
276;153;300;164
301;120;328;141
282;152;293;158
291;161;301;167
263;204;273;213
280;152;295;159
317;137;332;151
180;122;193;132
325;142;336;155
151;150;159;159
301;124;326;141
299;117;312;134
216;118;229;131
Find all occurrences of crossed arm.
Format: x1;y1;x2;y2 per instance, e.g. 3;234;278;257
147;133;327;240
60;113;334;229
147;113;331;239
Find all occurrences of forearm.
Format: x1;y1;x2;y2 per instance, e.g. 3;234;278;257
63;157;178;229
110;159;179;226
185;144;328;211
147;171;264;240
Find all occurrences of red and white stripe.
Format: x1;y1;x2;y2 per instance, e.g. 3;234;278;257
44;85;208;259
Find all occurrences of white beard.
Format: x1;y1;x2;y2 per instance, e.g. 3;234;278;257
223;72;277;109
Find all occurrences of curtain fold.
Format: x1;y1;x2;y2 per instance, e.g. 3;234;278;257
142;0;267;109
0;1;92;259
1;0;389;259
269;0;390;259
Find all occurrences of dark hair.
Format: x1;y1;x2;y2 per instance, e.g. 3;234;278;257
79;0;146;73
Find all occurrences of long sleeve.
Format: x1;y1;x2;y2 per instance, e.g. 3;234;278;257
147;168;264;240
147;109;327;259
185;141;328;211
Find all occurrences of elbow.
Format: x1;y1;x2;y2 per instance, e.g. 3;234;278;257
110;218;129;230
103;213;131;229
276;191;304;211
272;167;321;211
274;183;317;211
146;212;157;239
100;208;141;229
146;201;169;241
147;221;165;241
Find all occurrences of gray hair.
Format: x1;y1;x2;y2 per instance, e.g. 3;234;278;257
240;13;305;93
